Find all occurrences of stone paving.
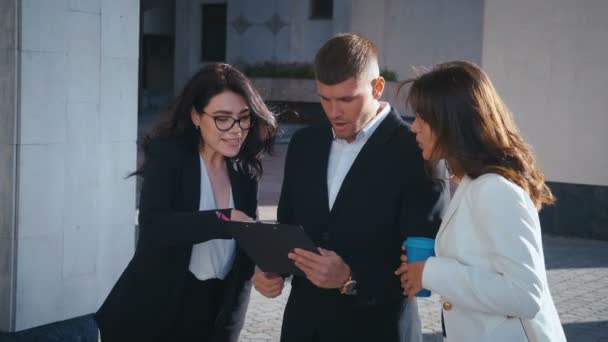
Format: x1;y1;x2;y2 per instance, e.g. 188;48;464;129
239;145;608;342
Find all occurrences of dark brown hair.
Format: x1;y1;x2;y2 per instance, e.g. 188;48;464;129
313;32;378;85
131;63;277;179
401;61;554;209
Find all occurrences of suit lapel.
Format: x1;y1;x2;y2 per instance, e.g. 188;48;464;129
227;160;252;216
435;176;470;241
181;147;201;211
329;109;401;217
181;146;252;216
313;125;334;216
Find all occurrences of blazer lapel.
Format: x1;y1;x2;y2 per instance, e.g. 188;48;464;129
181;148;252;216
226;160;254;217
313;124;334;216
329;110;400;217
181;147;202;211
435;176;470;241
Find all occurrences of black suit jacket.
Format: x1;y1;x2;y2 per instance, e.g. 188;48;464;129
278;109;447;341
96;136;257;341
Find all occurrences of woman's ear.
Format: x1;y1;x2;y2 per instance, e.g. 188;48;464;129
190;108;201;129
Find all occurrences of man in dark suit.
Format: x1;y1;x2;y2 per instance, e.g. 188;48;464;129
253;33;447;342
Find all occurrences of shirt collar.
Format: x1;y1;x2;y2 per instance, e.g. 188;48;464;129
332;102;392;142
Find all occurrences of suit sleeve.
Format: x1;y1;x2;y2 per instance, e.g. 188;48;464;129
399;140;448;238
137;140;232;248
422;178;544;319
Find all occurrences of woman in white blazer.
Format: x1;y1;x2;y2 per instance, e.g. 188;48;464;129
396;61;566;341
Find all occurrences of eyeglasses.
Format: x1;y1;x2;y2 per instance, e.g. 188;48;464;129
202;112;252;132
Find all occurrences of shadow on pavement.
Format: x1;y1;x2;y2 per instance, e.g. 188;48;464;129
543;235;608;270
562;321;608;341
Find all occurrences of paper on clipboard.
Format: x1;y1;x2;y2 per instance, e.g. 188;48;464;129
224;221;318;276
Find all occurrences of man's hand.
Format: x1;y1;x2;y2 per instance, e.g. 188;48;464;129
252;269;284;298
288;247;350;289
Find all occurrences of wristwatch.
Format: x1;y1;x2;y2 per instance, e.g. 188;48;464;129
340;275;357;295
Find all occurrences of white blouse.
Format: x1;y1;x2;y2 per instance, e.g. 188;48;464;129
188;157;237;281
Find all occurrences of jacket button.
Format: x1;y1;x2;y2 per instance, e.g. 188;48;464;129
442;301;453;311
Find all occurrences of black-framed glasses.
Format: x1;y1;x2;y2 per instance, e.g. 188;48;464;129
202;112;252;132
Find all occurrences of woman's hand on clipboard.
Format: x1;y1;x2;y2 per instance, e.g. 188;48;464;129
216;209;254;222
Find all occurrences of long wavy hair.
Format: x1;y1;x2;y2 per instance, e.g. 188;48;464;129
401;61;554;209
131;63;277;179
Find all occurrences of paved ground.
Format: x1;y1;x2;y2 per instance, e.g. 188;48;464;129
239;144;608;342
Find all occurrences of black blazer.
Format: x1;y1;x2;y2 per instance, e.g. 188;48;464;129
96;136;257;341
278;109;447;341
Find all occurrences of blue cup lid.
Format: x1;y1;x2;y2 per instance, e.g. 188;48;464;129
405;237;435;249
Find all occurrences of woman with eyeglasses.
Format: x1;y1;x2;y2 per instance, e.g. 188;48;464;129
96;63;277;342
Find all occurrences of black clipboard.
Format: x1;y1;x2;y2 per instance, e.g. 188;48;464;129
225;221;318;276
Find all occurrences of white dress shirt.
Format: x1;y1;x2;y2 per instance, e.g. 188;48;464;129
188;157;236;281
327;102;391;210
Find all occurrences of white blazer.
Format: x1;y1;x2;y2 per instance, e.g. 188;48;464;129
422;174;566;342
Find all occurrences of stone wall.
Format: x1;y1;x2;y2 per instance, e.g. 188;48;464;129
0;0;140;332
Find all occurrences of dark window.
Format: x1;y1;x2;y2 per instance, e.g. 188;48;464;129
201;4;227;62
142;35;173;88
310;0;333;19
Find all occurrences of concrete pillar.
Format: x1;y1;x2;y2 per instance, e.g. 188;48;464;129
0;0;19;332
0;0;139;332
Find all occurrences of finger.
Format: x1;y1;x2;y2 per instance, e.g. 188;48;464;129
301;269;328;288
402;282;410;296
289;252;325;273
400;254;408;262
259;285;283;298
254;273;282;287
253;270;269;281
295;261;331;288
292;248;325;263
264;272;280;279
318;247;334;257
254;270;270;279
267;288;283;298
295;263;321;286
260;281;284;294
261;278;284;289
294;260;321;277
394;263;408;275
255;278;283;293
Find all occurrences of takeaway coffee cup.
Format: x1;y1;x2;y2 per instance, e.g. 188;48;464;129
404;237;435;297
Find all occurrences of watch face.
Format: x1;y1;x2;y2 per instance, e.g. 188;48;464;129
343;280;357;295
